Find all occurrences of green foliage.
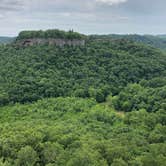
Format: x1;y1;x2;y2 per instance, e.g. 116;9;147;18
0;38;166;105
90;34;166;50
113;83;166;112
0;31;166;166
0;97;165;165
0;37;15;44
38;142;64;165
16;146;38;166
16;29;85;40
111;158;128;166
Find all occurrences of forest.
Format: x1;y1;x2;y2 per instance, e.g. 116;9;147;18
0;37;15;44
90;34;166;50
0;30;165;165
16;30;86;40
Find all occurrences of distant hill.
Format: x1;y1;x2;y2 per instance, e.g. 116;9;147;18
157;34;166;39
16;29;86;40
0;37;15;44
14;29;86;47
90;34;166;50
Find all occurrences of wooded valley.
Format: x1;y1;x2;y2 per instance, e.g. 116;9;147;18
0;30;165;166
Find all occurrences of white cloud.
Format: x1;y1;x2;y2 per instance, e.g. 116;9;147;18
0;14;4;19
96;0;128;5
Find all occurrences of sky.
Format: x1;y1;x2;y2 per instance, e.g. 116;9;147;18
0;0;166;36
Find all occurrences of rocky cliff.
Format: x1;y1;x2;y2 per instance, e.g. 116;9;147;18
16;38;85;47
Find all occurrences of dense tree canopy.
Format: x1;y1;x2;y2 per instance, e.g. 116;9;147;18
0;39;166;106
90;34;166;50
0;30;165;165
0;97;165;166
0;37;15;44
16;29;86;40
112;83;166;112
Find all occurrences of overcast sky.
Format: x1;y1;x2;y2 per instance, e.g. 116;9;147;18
0;0;166;36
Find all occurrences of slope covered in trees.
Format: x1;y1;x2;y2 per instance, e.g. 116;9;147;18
0;29;166;165
90;34;166;50
0;39;166;106
0;37;15;44
0;97;165;166
16;29;86;40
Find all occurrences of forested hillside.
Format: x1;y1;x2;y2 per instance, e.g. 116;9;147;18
16;29;85;40
90;34;166;50
0;37;166;107
0;37;15;44
0;30;165;165
0;97;165;165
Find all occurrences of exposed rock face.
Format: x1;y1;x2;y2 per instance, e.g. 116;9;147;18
16;38;85;47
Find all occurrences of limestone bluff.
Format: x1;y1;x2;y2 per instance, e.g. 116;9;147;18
16;38;85;47
15;29;86;47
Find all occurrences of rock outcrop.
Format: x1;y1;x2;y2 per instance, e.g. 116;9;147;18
16;38;85;47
